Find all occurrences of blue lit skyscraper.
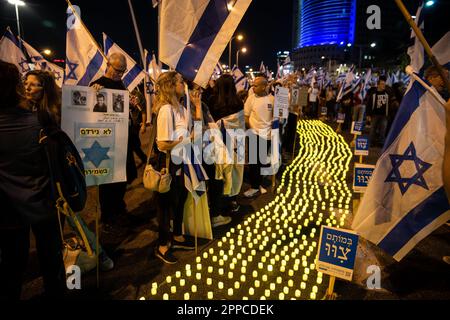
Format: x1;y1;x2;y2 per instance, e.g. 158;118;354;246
297;0;356;48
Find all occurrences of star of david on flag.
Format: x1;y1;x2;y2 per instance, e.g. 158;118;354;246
385;142;432;195
352;74;450;261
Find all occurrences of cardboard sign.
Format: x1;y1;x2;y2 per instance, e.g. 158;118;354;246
317;226;359;281
61;85;130;186
298;87;309;108
355;136;370;156
353;163;375;193
337;113;345;124
290;87;299;106
274;86;289;119
350;121;364;135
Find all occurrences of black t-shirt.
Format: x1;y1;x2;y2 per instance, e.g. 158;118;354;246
371;90;389;116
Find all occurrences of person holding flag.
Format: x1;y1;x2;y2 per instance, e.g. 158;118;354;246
151;72;196;264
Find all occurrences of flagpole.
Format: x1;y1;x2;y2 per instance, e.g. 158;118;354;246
65;0;107;60
394;0;450;93
127;0;155;124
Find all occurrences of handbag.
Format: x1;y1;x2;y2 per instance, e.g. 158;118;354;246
143;154;171;193
143;110;174;193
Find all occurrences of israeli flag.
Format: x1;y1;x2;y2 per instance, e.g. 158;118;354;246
336;67;355;101
159;0;252;88
259;61;266;74
173;139;209;204
261;119;281;176
360;69;372;100
103;33;145;92
407;2;425;73
352;72;450;261
231;65;249;91
20;38;64;87
0;27;29;75
147;53;162;81
213;62;224;78
64;6;107;86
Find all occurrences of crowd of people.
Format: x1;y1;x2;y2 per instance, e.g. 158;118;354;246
1;52;449;299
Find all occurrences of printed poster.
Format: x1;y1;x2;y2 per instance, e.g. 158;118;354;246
61;85;129;186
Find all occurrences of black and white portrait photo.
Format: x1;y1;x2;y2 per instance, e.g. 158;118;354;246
72;90;87;106
112;93;125;113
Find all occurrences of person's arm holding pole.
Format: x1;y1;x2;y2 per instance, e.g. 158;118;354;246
394;0;450;93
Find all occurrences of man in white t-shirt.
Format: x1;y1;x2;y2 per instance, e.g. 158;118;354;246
244;76;274;197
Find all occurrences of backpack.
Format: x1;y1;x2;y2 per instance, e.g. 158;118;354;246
39;126;87;212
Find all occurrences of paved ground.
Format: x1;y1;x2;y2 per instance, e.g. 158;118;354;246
21;120;450;300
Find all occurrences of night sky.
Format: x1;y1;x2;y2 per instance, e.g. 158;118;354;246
0;0;293;71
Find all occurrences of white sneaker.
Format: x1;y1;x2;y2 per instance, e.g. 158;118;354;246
244;188;259;198
259;186;267;195
212;215;232;228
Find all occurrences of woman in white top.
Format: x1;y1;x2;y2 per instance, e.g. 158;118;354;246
152;72;195;264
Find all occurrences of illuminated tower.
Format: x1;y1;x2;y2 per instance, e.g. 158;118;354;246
297;0;356;48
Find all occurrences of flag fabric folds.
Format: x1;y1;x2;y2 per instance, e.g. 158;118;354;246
64;6;107;86
20;38;64;87
103;33;145;91
231;65;249;91
352;75;450;261
407;2;425;73
159;0;252;88
0;27;29;75
145;50;162;82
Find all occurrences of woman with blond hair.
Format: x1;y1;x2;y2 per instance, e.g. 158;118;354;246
151;72;195;264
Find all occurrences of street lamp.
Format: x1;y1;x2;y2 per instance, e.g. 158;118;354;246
8;0;25;39
236;47;247;69
425;1;435;7
42;49;52;56
228;33;243;68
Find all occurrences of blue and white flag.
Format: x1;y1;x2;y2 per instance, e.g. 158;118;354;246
213;62;224;79
407;2;425;73
103;33;145;92
173;139;209;203
145;50;162;82
159;0;252;88
259;61;266;75
352;73;450;261
231;65;249;91
360;69;372;100
0;27;29;75
336;67;355;101
20;38;64;87
261;119;281;176
65;6;107;86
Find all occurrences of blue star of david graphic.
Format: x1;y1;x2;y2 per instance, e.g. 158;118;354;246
65;58;78;81
18;58;30;73
384;142;432;195
82;141;110;168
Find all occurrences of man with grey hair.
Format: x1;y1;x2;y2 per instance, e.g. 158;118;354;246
90;53;137;241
